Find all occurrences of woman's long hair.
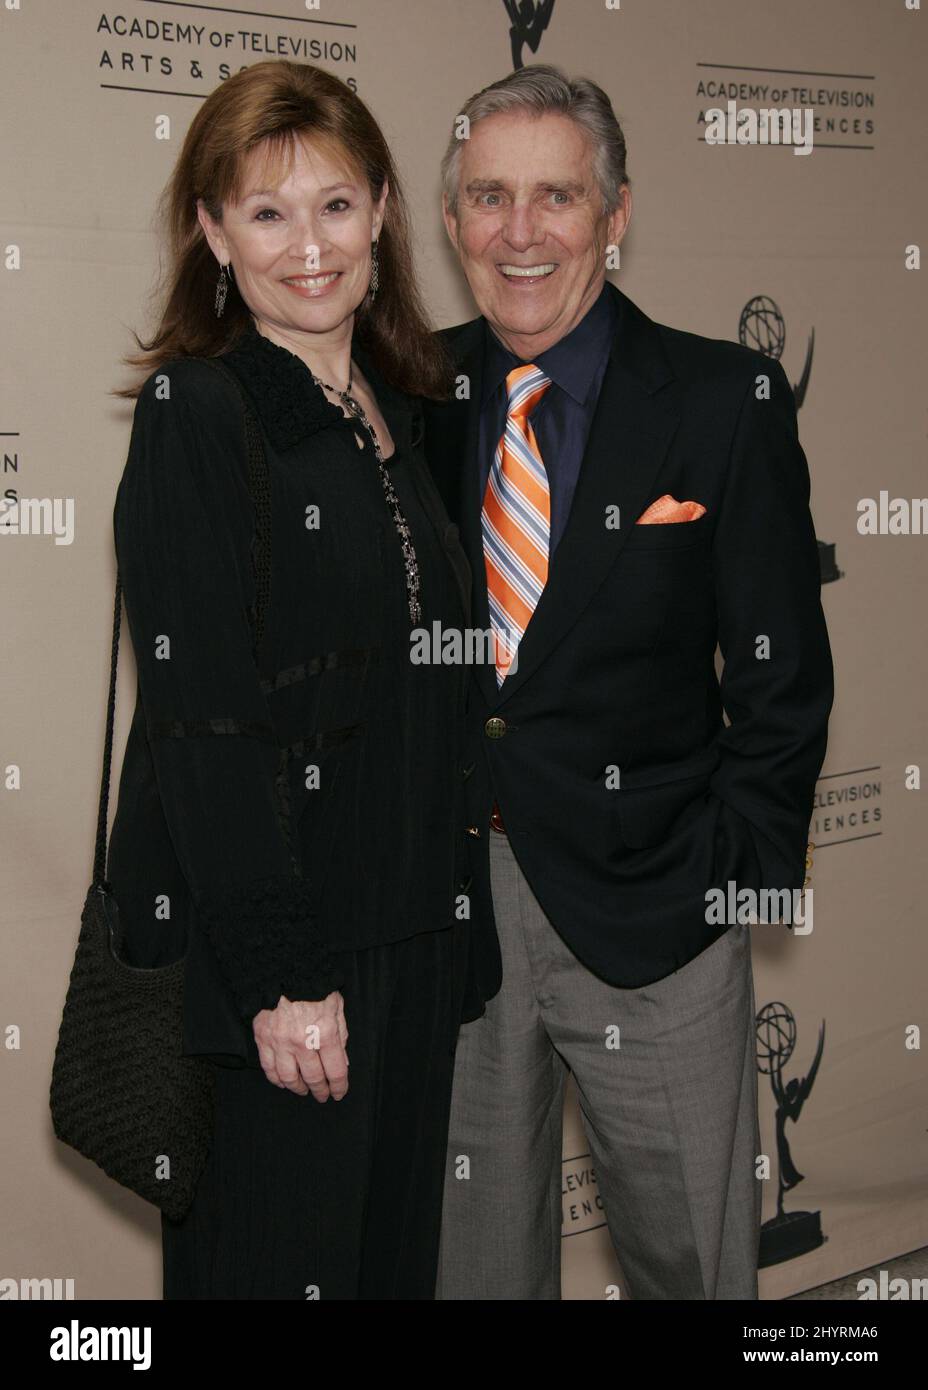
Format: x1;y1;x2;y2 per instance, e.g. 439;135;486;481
114;61;453;400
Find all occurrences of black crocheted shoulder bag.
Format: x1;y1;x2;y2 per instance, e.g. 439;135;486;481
49;356;270;1223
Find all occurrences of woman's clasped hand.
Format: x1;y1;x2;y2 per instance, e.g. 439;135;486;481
252;991;350;1101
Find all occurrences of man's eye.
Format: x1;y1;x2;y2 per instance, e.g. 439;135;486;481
550;192;571;205
480;193;502;207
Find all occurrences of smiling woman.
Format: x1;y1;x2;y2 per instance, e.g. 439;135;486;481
116;61;451;402
84;60;477;1302
201;150;383;332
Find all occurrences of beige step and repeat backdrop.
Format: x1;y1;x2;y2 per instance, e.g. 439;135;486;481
2;0;926;1301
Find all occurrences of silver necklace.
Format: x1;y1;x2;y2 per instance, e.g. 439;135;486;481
311;362;422;627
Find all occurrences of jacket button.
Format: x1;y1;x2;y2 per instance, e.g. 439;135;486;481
465;826;482;838
485;716;507;739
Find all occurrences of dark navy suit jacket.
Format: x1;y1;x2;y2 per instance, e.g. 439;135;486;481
424;281;834;1008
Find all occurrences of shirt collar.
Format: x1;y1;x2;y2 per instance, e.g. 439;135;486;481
219;318;345;452
481;281;617;408
218;317;413;454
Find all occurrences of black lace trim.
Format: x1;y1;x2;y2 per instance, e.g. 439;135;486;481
283;723;362;755
196;873;346;1019
147;717;277;742
219;321;346;452
260;647;377;695
146;716;362;750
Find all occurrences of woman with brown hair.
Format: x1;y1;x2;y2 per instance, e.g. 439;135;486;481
105;60;479;1298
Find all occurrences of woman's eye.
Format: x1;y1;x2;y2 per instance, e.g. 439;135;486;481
253;199;350;220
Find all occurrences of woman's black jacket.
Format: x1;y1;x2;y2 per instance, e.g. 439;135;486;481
105;320;479;1067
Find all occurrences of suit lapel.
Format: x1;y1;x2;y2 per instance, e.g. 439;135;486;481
490;285;681;706
442;322;499;708
440;286;681;710
407;438;473;628
497;354;680;704
460;331;500;708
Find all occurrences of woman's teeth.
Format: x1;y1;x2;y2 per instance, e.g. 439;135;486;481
499;264;557;278
284;272;340;288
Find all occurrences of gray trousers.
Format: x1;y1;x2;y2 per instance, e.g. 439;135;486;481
436;830;762;1300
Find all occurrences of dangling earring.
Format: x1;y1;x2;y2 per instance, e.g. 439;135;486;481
368;240;380;302
215;261;231;318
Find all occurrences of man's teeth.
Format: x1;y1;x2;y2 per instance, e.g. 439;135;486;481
499;264;556;278
285;272;340;288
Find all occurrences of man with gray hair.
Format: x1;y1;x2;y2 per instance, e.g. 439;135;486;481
424;64;833;1299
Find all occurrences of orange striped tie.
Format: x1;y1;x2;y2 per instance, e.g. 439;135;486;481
482;364;552;684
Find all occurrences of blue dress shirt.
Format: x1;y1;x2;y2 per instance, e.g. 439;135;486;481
478;282;617;555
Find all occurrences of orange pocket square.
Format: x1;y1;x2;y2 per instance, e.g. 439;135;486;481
636;494;707;525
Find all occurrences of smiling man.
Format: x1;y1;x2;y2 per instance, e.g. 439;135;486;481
424;65;834;1300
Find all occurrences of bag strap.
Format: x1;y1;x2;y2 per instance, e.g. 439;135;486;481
93;355;271;889
92;576;124;890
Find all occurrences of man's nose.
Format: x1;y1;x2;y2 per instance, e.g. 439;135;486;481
501;203;543;251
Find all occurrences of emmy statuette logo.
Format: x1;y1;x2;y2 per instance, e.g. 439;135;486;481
756;1002;827;1267
501;0;556;71
739;295;842;584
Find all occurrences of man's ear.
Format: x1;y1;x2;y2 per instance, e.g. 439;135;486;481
196;199;229;264
607;185;632;249
441;193;460;250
